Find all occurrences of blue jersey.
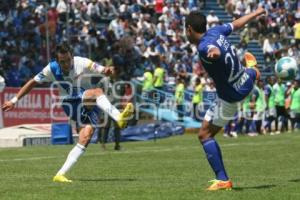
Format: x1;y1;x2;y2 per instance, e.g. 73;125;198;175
197;23;256;102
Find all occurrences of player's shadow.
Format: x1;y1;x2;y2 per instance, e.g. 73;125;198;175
288;179;300;183
233;184;276;191
76;178;137;182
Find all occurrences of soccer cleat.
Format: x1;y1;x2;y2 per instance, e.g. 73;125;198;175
244;52;257;68
206;179;233;191
53;175;72;183
244;52;260;80
116;103;134;129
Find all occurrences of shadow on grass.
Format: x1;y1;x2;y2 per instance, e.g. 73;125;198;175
288;179;300;183
76;178;137;182
233;184;276;191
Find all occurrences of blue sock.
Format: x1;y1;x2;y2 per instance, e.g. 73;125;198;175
202;138;229;181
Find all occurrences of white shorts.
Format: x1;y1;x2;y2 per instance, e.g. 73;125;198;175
253;111;265;121
290;111;296;119
266;108;276;117
204;98;239;127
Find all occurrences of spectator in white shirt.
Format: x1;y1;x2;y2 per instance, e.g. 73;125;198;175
56;0;68;22
206;10;219;28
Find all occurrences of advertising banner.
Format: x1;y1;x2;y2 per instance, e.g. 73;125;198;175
1;87;67;127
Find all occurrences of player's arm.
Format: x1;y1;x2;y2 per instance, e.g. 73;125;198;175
286;85;294;96
232;7;266;31
87;60;115;76
2;79;38;111
250;90;258;110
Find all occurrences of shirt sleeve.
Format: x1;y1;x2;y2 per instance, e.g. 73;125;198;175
33;64;53;83
79;57;104;74
86;62;105;74
212;23;234;36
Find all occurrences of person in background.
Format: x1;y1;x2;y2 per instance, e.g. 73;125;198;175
285;81;293;132
153;63;165;104
175;78;185;122
249;80;266;136
293;16;300;46
242;52;258;136
207;10;220;28
142;67;154;102
242;94;253;135
287;79;300;131
192;77;203;121
273;78;288;134
264;76;276;135
97;67;124;151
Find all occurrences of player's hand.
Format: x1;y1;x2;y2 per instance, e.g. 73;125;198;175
2;101;15;112
102;66;115;76
207;47;221;59
255;7;266;16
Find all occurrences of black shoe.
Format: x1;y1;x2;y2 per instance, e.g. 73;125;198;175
114;145;121;151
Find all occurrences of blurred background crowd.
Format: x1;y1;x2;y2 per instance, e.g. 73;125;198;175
1;0;300;87
221;0;300;67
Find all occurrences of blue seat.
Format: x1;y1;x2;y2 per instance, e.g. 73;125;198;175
51;123;73;145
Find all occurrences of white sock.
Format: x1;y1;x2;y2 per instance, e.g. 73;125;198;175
56;143;86;175
96;94;120;121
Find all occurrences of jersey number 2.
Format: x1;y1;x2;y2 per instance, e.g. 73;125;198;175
225;46;244;83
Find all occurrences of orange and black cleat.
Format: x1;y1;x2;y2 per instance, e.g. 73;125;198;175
244;52;260;80
206;179;233;191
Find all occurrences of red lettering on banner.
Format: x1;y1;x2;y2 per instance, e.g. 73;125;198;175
1;87;68;127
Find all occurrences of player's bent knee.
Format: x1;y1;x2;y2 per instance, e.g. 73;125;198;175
198;126;211;142
90;88;104;96
84;88;104;98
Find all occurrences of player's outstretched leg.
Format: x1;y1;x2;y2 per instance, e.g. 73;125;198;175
53;125;94;183
84;88;134;129
199;120;232;191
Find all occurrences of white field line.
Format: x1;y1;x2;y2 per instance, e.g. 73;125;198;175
0;140;295;162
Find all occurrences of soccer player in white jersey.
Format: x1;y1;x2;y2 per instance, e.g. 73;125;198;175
2;43;134;183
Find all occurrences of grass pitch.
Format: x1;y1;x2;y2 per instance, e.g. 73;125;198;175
0;131;300;200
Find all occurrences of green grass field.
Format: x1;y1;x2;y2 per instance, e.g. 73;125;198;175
1;131;300;200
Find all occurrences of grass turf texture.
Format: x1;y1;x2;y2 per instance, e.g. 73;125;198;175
0;131;300;200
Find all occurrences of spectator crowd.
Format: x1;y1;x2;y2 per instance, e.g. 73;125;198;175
1;0;299;87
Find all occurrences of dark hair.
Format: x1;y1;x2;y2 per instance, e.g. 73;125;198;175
185;11;207;33
56;43;73;56
258;79;264;84
265;75;272;82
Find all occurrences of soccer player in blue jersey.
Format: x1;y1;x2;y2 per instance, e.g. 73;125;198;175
185;7;266;190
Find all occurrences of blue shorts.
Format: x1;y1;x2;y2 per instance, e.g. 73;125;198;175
61;88;101;127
